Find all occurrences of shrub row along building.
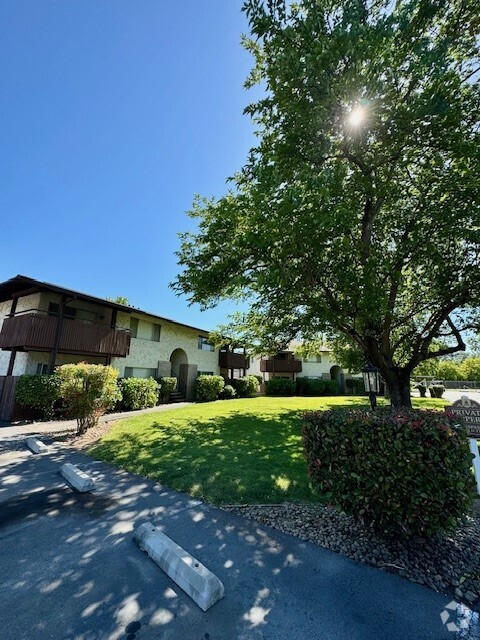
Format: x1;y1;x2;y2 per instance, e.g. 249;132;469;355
0;275;347;421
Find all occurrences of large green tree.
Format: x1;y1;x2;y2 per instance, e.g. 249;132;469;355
174;0;480;407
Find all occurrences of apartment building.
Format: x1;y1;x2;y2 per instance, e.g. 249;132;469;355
0;275;350;420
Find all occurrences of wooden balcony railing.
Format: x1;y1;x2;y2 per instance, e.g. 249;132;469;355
260;357;302;373
219;351;250;370
0;313;131;357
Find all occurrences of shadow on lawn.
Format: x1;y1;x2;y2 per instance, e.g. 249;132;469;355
89;408;333;505
89;397;442;505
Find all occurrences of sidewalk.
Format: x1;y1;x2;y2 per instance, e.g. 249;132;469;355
0;401;192;439
0;439;475;639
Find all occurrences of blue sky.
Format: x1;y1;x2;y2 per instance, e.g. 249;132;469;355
0;1;258;330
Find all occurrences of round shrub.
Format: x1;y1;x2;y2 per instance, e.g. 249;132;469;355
119;377;159;411
232;375;260;398
57;363;121;434
253;374;263;386
157;376;177;403
196;375;225;402
302;408;476;537
15;374;60;420
265;377;296;396
220;384;236;399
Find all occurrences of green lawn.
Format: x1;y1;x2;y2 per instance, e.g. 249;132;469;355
89;395;447;505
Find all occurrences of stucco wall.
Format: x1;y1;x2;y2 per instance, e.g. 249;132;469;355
37;292;113;325
301;352;338;378
111;312;219;377
25;352;106;375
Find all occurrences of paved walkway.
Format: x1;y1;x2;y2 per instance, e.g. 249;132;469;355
444;390;480;403
0;401;192;439
0;435;477;639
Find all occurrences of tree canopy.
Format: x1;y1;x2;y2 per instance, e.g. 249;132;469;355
106;295;130;306
174;0;480;406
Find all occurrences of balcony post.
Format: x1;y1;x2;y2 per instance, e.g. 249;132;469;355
48;294;66;374
9;297;18;317
6;350;17;376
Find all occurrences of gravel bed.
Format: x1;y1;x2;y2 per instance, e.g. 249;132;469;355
222;502;480;612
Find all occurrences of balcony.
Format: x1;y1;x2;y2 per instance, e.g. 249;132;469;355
0;313;131;357
260;356;302;373
219;350;250;370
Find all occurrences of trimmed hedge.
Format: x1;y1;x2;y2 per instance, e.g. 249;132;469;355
265;377;296;396
323;379;338;395
232;375;260;398
15;374;60;420
302;408;476;537
346;378;365;394
296;377;325;396
296;377;339;396
157;376;177;402
196;375;225;402
119;377;159;410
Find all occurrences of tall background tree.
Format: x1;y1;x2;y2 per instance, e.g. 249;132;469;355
174;0;480;407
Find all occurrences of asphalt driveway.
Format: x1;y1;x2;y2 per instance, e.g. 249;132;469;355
0;436;470;640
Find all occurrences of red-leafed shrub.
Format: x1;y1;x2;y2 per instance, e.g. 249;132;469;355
302;408;476;537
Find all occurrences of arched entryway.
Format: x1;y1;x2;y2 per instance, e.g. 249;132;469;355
330;365;345;393
170;348;188;396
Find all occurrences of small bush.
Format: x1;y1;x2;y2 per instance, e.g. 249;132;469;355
416;383;427;397
157;377;177;402
296;377;325;396
302;408;476;537
232;375;260;398
265;377;296;396
429;384;445;399
196;375;225;402
119;377;159;411
57;363;121;434
15;374;60;420
219;384;236;399
253;374;263;386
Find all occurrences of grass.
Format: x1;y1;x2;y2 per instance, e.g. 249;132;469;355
89;395;448;505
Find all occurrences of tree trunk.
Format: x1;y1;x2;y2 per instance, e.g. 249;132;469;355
381;368;412;409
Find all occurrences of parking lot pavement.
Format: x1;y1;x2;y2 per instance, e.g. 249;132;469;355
0;440;461;640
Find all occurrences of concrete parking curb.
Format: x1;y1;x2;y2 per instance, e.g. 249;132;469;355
25;437;48;454
134;522;225;611
60;463;95;492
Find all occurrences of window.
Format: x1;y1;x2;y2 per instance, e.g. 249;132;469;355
198;336;214;351
124;367;157;379
36;363;49;375
151;323;161;342
48;302;76;319
305;354;322;363
198;371;214;376
130;317;139;338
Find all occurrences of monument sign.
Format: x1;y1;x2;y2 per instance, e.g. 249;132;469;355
448;396;480;494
